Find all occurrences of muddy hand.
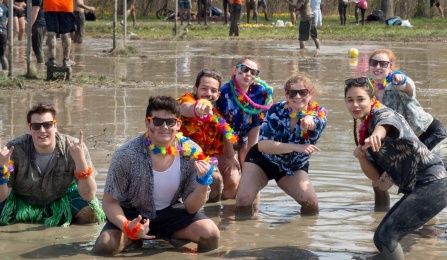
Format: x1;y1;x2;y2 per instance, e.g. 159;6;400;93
363;134;381;152
353;145;366;159
131;215;155;239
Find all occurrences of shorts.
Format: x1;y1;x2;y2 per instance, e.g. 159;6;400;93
299;19;318;41
0;32;7;56
127;0;136;9
13;9;26;18
289;3;297;12
258;0;267;9
178;0;192;10
246;0;258;10
245;144;309;182
100;203;208;239
419;118;447;150
44;12;77;34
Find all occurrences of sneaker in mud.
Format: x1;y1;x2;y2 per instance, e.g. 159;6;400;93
63;59;76;67
45;58;57;67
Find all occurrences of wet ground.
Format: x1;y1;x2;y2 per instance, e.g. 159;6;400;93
1;39;447;259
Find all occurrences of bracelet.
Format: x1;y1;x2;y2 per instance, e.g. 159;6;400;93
196;165;214;185
123;220;141;240
0;160;14;185
74;166;93;180
193;99;213;122
386;71;407;86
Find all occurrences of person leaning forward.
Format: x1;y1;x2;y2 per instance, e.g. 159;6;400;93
0;103;105;226
92;96;220;255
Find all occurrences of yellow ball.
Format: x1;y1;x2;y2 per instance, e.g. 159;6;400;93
348;48;359;58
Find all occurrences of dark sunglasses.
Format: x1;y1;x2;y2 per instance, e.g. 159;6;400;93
286;89;311;99
236;64;260;77
28;120;56;131
345;77;375;92
147;116;179;127
369;59;392;68
197;69;222;79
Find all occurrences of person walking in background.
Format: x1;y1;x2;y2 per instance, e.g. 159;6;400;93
355;0;367;26
92;96;220;255
72;0;96;44
43;0;77;67
286;0;320;49
31;0;46;63
121;0;137;26
178;0;192;25
236;73;327;216
257;0;271;21
338;0;348;26
311;0;322;26
12;0;25;41
229;0;241;36
287;0;297;25
0;103;105;226
0;0;8;70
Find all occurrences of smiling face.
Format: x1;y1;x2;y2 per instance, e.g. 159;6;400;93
29;112;57;154
193;76;220;102
369;52;394;82
233;59;259;89
145;110;181;146
345;86;375;121
286;81;312;112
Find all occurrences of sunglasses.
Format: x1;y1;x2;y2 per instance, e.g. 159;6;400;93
236;64;260;77
345;77;375;92
286;89;311;99
147;116;179;127
28;120;57;131
197;69;222;79
369;59;393;68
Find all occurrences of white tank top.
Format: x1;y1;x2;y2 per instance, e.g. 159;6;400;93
153;154;181;210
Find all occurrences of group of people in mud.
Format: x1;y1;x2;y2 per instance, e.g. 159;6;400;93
1;48;447;260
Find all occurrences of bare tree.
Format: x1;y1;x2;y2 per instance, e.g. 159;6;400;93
381;0;394;19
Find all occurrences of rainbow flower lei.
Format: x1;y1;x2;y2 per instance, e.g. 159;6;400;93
0;160;14;185
371;78;387;91
286;101;328;138
358;100;382;145
145;132;218;165
229;76;273;115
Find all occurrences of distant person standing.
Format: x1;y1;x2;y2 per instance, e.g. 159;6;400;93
257;0;271;21
0;0;8;70
288;0;297;25
286;0;320;50
13;0;26;41
121;0;137;26
311;0;322;26
338;0;348;26
43;0;77;67
354;0;367;26
72;0;96;44
178;0;192;25
431;0;445;19
229;0;241;36
31;0;46;63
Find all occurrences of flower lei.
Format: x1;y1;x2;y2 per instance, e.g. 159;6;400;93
229;76;273;115
286;101;327;138
193;99;239;144
145;132;218;165
358;100;382;145
0;160;14;185
371;77;388;91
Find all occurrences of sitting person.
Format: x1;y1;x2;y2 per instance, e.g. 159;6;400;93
92;96;220;255
0;103;104;226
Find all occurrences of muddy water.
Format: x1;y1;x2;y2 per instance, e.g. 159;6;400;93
1;40;447;259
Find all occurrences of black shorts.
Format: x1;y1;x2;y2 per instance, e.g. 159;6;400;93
44;12;77;34
245;144;309;182
100;203;208;239
299;19;318;41
13;9;26;18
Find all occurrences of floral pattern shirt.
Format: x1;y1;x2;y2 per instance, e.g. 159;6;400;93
259;101;327;176
365;107;447;195
177;93;224;156
104;134;202;219
216;80;270;145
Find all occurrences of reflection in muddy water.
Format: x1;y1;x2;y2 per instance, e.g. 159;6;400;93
1;40;447;259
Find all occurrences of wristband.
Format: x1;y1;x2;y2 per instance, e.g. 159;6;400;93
123;220;142;240
74;166;93;179
196;165;214;185
386;71;407;86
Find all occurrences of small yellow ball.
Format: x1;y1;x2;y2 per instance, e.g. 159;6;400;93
348;48;359;58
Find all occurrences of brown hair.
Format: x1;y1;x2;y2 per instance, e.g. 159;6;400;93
235;56;261;70
27;104;56;123
284;73;320;95
369;49;398;71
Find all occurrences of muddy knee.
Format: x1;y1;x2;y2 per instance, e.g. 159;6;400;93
92;230;124;255
74;206;98;224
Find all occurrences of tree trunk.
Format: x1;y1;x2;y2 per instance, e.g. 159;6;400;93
381;0;395;19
